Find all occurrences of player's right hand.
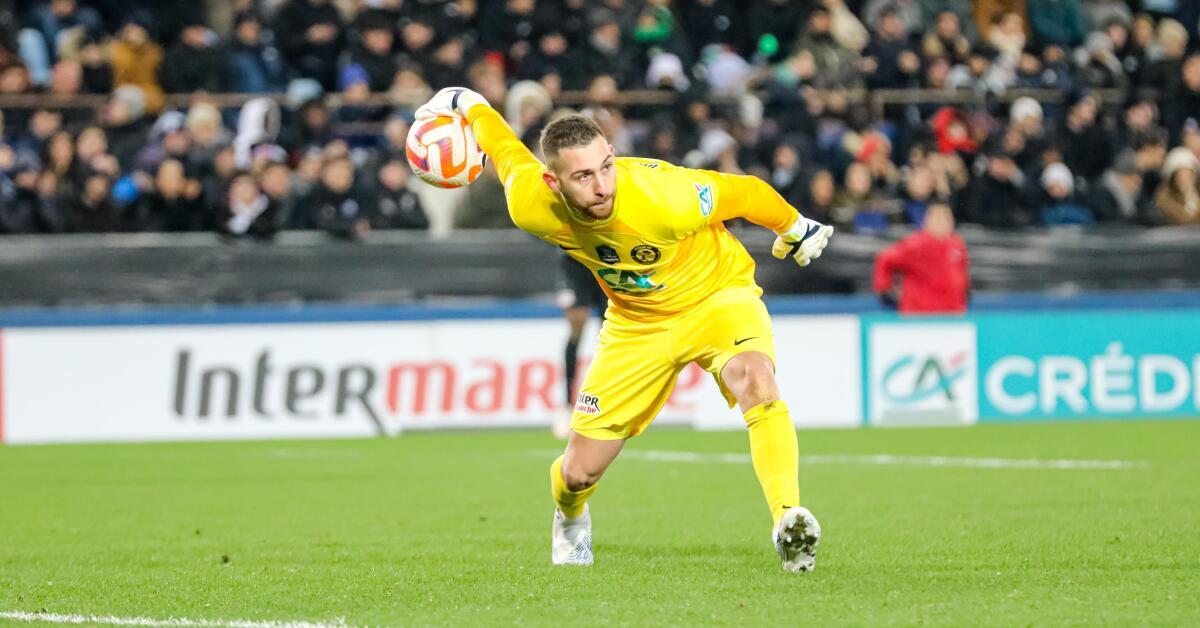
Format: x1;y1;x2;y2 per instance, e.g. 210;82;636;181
414;87;490;120
772;216;833;267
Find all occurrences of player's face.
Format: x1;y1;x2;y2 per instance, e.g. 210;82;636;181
546;137;617;220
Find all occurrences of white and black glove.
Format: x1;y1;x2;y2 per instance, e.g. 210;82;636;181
772;216;833;267
413;87;490;120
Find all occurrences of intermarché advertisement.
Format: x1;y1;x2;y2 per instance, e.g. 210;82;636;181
865;310;1200;424
0;315;861;444
0;308;1194;444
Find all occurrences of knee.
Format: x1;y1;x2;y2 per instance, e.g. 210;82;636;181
731;361;779;407
561;463;600;492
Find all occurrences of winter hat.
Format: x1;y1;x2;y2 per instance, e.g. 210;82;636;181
338;64;370;91
646;52;690;92
1041;162;1074;194
112;85;147;120
1010;97;1043;123
1162;146;1200;177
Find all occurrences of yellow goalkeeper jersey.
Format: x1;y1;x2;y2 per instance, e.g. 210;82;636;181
467;105;800;327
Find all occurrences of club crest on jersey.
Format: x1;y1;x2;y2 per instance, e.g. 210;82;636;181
631;244;661;264
595;245;620;264
575;392;601;415
694;183;714;217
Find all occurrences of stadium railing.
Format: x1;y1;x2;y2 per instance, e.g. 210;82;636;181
3;226;1198;307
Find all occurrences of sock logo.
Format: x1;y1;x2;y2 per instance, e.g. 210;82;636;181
575;392;602;415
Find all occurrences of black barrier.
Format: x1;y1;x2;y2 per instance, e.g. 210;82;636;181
1;226;1198;306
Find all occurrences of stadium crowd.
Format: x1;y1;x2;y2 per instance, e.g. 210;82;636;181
3;0;1200;237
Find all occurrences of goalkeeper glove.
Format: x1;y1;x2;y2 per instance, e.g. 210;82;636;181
772;216;833;267
414;87;490;120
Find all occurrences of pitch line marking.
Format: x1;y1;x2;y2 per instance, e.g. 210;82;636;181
0;610;350;628
531;449;1145;469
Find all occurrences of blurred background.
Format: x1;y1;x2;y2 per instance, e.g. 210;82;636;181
0;0;1198;442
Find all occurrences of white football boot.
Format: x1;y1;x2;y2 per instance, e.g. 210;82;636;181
773;506;821;572
551;504;593;565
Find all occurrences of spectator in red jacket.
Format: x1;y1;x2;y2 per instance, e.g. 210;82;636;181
872;202;969;314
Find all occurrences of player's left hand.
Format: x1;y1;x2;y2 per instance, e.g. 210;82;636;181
772;216;833;267
414;87;490;120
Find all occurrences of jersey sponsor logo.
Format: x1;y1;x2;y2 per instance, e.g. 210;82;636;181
597;268;664;294
595;245;620;264
575;392;602;415
694;183;714;217
630;244;661;265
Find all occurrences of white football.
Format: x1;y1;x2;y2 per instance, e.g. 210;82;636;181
405;115;485;188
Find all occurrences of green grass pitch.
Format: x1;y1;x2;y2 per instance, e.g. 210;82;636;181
1;420;1198;626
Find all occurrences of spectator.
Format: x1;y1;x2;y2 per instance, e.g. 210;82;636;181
921;11;972;65
987;12;1026;61
585;15;639;88
1039;162;1094;225
0;163;41;233
918;0;975;39
274;0;345;91
371;158;428;230
872;202;969;314
1153;147;1200;225
258;160;295;225
160;16;226;94
864;0;922;35
135;158;204;232
964;147;1032;227
348;11;397;92
1163;54;1200;145
220;172;279;238
72;28;113;94
101;85;152;170
519;30;580;90
1028;0;1087;49
805;169;837;224
862;9;922;89
1141;19;1187;91
794;7;863;90
110;13;164;113
396;18;436;71
226;11;287;94
974;0;1027;42
769;142;806;208
1060;92;1114;181
426;35;469;89
305;155;372;238
67;170;120;232
1091;150;1150;224
25;0;103;63
1075;31;1128;90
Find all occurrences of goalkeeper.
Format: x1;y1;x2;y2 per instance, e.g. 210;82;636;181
416;88;833;573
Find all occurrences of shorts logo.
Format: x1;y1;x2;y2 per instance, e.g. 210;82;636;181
694;183;714;217
595;245;620;264
575;392;601;415
631;244;661;264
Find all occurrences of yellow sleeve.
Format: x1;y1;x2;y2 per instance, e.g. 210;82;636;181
465;104;560;236
703;170;799;234
466;105;543;190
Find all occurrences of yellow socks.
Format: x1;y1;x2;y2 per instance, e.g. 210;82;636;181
550;455;597;518
744;400;800;527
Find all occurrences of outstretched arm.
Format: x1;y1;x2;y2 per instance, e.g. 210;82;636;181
703;170;833;267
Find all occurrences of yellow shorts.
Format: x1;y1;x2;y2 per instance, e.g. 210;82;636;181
571;287;775;440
